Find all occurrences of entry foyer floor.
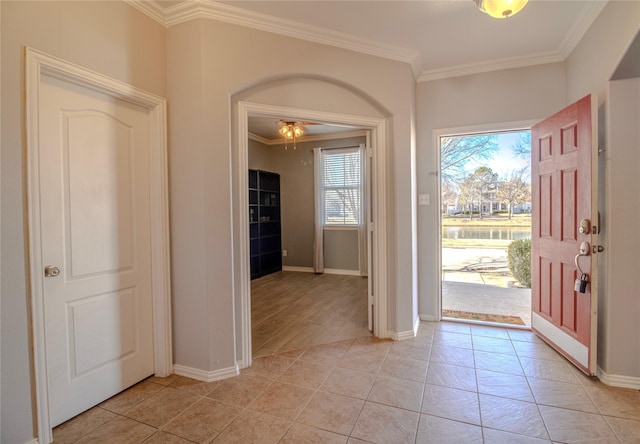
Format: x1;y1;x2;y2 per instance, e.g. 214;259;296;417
53;273;640;443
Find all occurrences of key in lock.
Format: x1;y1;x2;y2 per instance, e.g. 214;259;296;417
574;273;588;293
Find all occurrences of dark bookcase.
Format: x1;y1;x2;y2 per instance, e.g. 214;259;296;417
249;169;282;279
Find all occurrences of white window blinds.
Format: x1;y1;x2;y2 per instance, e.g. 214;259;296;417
323;148;361;225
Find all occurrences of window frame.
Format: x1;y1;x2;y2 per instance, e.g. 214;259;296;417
321;147;363;227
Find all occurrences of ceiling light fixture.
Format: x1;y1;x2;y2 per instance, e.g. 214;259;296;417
474;0;528;18
278;121;304;150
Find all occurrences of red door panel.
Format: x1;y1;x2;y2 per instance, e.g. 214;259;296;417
531;94;598;375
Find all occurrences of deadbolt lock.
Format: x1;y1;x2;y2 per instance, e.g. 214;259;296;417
579;219;591;234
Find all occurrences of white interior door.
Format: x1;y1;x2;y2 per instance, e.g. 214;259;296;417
364;136;374;332
39;73;155;427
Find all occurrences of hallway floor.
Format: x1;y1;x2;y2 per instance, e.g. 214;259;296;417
53;321;640;443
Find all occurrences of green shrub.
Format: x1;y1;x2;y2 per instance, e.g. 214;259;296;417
507;239;531;288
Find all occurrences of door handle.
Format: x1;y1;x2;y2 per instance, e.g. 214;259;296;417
44;265;60;277
574;241;590;275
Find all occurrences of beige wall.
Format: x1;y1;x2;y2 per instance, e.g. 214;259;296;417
0;2;166;442
273;136;365;270
3;2;639;441
416;0;640;384
565;1;640;105
248;136;363;271
248;139;274;172
167;18;417;378
324;230;360;271
565;1;640;381
416;62;567;318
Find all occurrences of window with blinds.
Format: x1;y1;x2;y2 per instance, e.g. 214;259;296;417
323;148;361;225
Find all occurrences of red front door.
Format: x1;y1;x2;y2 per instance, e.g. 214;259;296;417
531;94;598;375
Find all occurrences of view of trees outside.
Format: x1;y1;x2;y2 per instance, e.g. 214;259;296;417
441;131;532;325
441;132;531;218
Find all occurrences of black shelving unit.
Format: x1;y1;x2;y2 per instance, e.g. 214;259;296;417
249;169;282;279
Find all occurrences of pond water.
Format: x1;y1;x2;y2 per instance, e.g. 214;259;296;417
442;226;531;241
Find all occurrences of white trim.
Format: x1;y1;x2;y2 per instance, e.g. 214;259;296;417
418;0;604;87
170;2;418;66
127;0;605;83
323;268;361;277
281;266;362;276
25;47;172;443
173;364;239;383
249;129;367;146
236;102;389;369
532;312;588;369
136;0;420;75
433;120;540;139
418;51;564;83
433;120;538;324
414;316;421;336
123;0;166;25
323;225;359;231
588;93;599;375
557;1;608;59
418;1;606;82
282;266;315;273
597;367;640;390
23;440;40;444
389;329;415;341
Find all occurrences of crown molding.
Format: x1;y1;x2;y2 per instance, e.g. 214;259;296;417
417;1;608;83
249;129;367;146
247;132;272;145
128;0;607;83
417;51;564;82
124;0;167;25
128;0;420;76
557;0;608;59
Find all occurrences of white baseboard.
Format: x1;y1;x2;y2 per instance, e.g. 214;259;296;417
389;328;416;341
324;268;361;276
173;363;239;383
282;266;314;273
24;439;39;444
420;314;438;322
597;367;640;389
282;266;361;276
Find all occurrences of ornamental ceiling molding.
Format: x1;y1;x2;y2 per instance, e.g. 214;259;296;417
249;129;367;146
126;0;607;82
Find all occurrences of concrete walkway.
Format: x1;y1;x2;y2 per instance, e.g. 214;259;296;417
442;281;531;326
442;247;532;326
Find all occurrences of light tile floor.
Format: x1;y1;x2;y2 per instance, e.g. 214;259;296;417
53;321;640;443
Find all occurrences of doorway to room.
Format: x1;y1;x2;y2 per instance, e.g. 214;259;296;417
246;117;371;357
234;101;390;368
439;130;532;327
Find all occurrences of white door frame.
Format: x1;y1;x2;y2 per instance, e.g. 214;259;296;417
433;119;539;322
25;47;172;443
236;101;388;368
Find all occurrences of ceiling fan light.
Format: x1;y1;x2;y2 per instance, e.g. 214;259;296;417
278;122;289;137
475;0;528;18
278;121;305;140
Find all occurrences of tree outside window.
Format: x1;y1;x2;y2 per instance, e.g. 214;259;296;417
323;149;361;225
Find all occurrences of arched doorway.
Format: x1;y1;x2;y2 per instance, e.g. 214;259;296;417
232;99;389;367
